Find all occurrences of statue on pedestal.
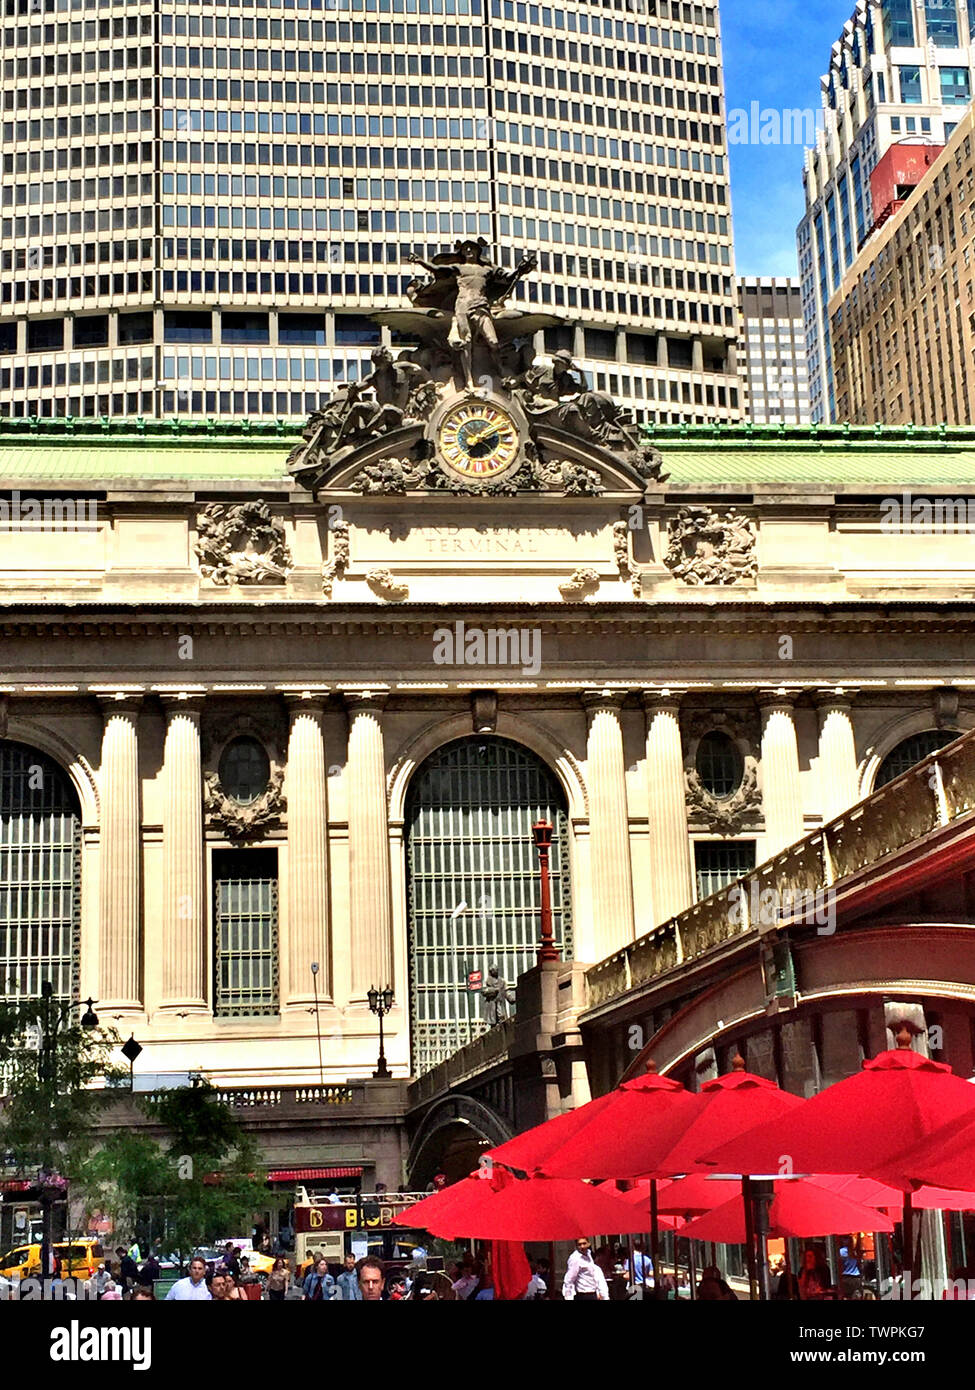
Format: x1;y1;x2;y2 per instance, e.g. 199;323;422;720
482;965;511;1026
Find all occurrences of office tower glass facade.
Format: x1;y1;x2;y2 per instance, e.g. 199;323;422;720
797;0;975;422
0;0;741;425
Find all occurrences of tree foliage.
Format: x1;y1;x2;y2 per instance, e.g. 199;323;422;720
81;1081;267;1261
0;995;121;1178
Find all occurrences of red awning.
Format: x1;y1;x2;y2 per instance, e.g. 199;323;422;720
267;1166;364;1183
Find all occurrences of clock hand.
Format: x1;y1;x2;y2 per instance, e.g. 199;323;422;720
464;424;500;447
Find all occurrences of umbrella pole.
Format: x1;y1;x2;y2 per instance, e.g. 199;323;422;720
783;1243;792;1300
650;1179;660;1297
688;1228;696;1300
742;1176;758;1301
902;1192;914;1302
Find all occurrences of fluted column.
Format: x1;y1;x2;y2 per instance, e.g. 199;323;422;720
815;689;859;823
643;691;694;925
582;690;635;960
159;694;207;1010
97;693;143;1010
285;694;330;1005
759;691;804;856
346;691;392;996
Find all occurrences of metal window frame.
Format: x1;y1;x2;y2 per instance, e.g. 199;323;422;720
405;736;571;1077
212;848;279;1018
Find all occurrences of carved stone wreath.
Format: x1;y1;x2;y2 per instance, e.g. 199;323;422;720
201;711;287;840
664;505;757;586
195;501;292;586
682;708;763;833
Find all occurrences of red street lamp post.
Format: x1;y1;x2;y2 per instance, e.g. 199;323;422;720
532;820;560;964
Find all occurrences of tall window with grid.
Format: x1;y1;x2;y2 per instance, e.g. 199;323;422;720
212;849;279;1018
405;737;571;1077
694;840;756;901
0;742;79;1003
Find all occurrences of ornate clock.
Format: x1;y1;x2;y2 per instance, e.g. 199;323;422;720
434;396;523;484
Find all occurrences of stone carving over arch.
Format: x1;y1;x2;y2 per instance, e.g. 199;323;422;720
860;706;974;798
406;1093;514;1183
386;709;589;822
3;717;99;823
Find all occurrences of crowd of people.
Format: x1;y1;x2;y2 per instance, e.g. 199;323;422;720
161;1249;550;1301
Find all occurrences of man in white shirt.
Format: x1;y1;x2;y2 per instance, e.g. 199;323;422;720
562;1237;609;1301
165;1256;212;1301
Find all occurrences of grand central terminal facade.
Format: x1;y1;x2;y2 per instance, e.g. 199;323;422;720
3;259;975;1186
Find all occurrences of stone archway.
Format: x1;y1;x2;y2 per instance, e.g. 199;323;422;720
407;1094;514;1188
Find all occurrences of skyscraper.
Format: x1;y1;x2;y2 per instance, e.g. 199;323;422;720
1;0;740;426
737;276;810;424
797;0;975;423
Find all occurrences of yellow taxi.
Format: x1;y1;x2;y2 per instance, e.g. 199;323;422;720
0;1239;105;1281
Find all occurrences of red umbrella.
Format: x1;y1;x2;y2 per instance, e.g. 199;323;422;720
392;1167;671;1241
681;1178;895;1244
540;1060;805;1298
702;1038;975;1182
485;1068;697;1174
810;1173;975;1212
870;1106;975;1195
542;1061;803;1180
699;1030;975;1291
598;1181;684;1227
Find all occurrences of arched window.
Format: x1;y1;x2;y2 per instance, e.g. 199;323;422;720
0;741;80;1000
695;730;743;798
405;736;571;1076
875;729;958;788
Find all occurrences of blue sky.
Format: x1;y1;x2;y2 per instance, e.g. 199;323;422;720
723;0;847;277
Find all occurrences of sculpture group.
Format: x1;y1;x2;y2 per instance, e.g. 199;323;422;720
287;238;668;497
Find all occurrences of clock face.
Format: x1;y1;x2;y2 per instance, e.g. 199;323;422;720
437;399;520;479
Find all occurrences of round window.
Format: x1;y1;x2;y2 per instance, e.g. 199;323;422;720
218;736;270;805
695;730;743;799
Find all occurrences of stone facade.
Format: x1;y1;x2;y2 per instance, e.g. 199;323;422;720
1;419;975;1102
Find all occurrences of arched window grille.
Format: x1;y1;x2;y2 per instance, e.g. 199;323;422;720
405;736;571;1076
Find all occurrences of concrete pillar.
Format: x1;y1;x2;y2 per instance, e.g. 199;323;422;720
656;333;669;368
815;690;859;822
759;691;804;856
346;691;393;996
159;694;207;1011
643;691;694;925
582;690;635;960
97;694;143;1010
285;694;330;1006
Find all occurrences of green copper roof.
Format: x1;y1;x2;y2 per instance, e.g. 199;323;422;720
2;418;975;488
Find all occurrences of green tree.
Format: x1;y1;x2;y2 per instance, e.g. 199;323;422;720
0;987;121;1278
81;1081;267;1265
0;990;121;1179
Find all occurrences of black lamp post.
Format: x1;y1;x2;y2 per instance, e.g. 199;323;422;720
36;981;99;1289
367;985;393;1080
